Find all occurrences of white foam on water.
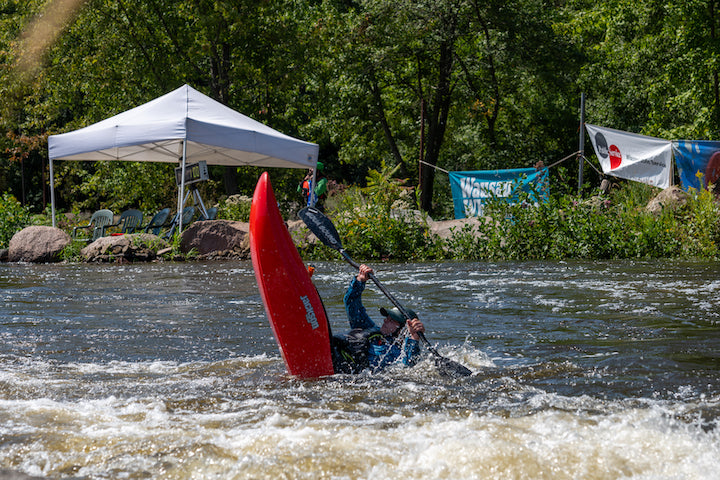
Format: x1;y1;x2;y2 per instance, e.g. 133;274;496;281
1;380;718;480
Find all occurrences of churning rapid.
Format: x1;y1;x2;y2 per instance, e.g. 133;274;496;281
0;260;718;479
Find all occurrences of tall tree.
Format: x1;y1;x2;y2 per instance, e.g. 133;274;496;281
566;0;720;139
316;0;468;212
28;0;322;209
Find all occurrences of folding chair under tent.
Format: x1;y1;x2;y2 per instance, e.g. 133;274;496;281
48;84;319;230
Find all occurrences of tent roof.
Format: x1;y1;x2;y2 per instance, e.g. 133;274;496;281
48;84;318;169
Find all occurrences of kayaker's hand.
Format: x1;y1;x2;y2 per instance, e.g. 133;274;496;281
357;264;373;283
406;318;424;341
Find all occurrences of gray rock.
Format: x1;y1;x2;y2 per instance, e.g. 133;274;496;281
180;220;250;257
646;185;689;214
8;226;71;263
429;217;485;240
80;233;166;262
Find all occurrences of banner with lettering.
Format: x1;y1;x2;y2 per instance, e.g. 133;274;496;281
672;140;720;191
448;168;548;219
585;124;672;189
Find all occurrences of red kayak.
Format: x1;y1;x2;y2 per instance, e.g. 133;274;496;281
249;172;334;377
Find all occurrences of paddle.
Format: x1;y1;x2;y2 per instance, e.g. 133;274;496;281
299;206;473;378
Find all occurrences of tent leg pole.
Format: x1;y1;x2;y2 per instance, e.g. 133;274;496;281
309;167;317;207
177;140;188;234
50;158;56;228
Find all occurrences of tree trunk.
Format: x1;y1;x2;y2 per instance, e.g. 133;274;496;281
208;41;237;195
711;1;720;131
419;34;455;212
369;68;404;166
223;167;238;195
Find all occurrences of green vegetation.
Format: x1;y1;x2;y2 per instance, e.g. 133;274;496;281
0;0;719;261
298;165;720;261
58;237;83;262
0;192;30;248
217;195;252;223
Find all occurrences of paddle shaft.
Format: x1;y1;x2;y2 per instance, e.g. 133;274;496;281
299;206;471;376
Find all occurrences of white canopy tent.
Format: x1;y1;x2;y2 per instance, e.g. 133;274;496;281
48;84;319;228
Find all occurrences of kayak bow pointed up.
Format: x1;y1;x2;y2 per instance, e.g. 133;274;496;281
249;172;334;378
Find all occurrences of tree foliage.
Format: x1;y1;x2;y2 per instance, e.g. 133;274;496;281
0;0;718;219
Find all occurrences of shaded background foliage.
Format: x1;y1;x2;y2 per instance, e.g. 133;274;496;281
0;0;718;220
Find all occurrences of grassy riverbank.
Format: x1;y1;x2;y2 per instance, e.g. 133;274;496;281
2;177;719;262
298;178;720;262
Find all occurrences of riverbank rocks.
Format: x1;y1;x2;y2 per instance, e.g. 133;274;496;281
81;233;166;262
180;220;250;259
8;226;71;263
429;217;485;239
646;185;689;214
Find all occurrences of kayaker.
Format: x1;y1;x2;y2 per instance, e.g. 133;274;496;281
333;264;425;373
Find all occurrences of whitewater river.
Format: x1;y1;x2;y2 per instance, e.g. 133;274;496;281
0;259;718;479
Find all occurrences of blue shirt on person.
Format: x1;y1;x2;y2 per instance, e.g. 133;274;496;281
343;276;421;370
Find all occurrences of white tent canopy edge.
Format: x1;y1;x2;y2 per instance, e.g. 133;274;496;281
48;84;319;229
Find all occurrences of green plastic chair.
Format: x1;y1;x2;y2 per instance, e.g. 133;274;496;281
143;208;171;235
199;206;218;221
108;209;144;234
163;206;196;239
72;209;115;242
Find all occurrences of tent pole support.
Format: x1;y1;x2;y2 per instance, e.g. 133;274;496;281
177;140;188;233
309;167;317;207
50;158;56;228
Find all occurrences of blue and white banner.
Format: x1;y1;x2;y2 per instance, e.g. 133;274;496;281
448;168;548;219
672;140;720;191
585;124;672;189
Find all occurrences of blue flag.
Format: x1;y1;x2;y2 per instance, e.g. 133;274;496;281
448;168;549;219
672;140;720;192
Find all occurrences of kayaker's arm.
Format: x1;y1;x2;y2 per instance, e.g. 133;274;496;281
344;275;376;331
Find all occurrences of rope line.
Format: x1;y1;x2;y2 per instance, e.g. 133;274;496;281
580;155;604;176
419;150;583;175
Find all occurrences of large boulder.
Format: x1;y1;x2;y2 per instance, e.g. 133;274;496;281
8;226;71;263
81;233;166;262
180;220;250;258
646;185;689;214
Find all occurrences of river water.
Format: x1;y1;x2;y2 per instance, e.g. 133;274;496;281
0;259;718;479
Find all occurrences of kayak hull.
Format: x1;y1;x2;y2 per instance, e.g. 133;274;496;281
249;172;334;378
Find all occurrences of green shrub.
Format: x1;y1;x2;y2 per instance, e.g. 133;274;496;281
218;195;252;222
677;186;720;258
298;163;438;261
0;192;31;249
440;180;718;261
299;163;720;262
333;204;438;261
58;240;84;262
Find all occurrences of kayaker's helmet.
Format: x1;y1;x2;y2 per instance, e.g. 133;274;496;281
379;307;417;326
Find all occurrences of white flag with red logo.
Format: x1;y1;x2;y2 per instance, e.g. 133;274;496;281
585;124;672;189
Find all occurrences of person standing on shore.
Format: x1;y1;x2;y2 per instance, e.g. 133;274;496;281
298;162;328;210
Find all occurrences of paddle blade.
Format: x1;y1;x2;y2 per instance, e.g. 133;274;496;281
434;357;473;378
299;207;343;250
